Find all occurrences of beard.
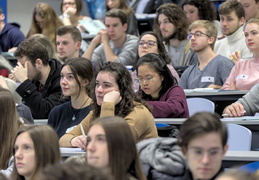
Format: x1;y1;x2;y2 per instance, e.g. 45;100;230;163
163;31;177;43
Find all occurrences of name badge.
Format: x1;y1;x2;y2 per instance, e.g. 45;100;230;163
201;76;214;83
236;74;249;80
66;126;77;133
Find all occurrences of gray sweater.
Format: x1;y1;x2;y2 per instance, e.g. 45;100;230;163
237;84;259;116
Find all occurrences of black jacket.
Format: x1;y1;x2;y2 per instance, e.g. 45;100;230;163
16;59;64;119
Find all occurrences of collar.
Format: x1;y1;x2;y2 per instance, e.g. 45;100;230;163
226;26;244;44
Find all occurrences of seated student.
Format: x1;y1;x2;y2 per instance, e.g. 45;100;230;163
179;20;234;89
56;25;81;62
0;88;22;178
48;58;94;138
59;62;158;147
223;84;259;117
86;116;146;180
131;31;179;83
221;18;259;91
83;9;138;66
106;0;139;36
136;53;189;118
11;38;64;119
0;8;25;53
178;112;229;180
11;125;60;180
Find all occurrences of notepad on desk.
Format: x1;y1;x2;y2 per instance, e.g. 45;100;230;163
222;114;259;121
60;147;84;152
184;88;220;93
79;19;106;35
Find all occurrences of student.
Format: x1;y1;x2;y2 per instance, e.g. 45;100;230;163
48;58;94;138
214;0;252;62
238;0;259;21
86;116;146;180
222;18;259;90
182;0;223;39
154;3;197;67
26;2;64;48
11;125;61;180
83;9;138;66
0;8;25;53
59;61;158;148
178;112;229;180
0;88;21;178
56;25;82;61
136;53;189;118
106;0;139;36
11;39;64;119
179;20;234;89
223;84;259;117
133;31;179;81
216;170;257;180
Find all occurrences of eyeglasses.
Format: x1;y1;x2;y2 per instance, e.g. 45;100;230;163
188;148;223;160
137;76;154;84
187;31;210;39
63;2;76;6
138;40;157;48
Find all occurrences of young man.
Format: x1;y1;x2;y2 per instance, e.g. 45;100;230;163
56;25;81;61
179;20;234;89
238;0;259;21
154;3;197;68
83;9;138;66
214;0;253;60
178;112;228;180
0;8;25;52
11;39;64;119
223;84;259;117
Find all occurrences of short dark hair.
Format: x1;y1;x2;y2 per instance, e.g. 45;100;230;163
14;39;49;66
155;3;189;42
60;0;82;15
105;9;127;25
57;25;82;42
218;0;245;19
178;112;228;151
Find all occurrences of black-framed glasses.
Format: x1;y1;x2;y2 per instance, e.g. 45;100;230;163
138;40;157;48
187;31;210;39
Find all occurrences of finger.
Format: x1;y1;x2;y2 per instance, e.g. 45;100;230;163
24;61;28;70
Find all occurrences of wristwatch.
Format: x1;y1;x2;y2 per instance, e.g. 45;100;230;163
63;13;70;18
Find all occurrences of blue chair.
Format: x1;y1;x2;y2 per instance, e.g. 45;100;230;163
186;98;215;116
239;161;259;172
155;123;170;127
227;124;252;151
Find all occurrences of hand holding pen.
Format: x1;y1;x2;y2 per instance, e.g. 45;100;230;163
222;102;246;117
70;124;87;150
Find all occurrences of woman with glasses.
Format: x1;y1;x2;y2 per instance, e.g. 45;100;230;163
136;53;189;118
59;61;158;148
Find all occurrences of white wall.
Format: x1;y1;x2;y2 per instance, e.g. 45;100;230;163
7;0;89;35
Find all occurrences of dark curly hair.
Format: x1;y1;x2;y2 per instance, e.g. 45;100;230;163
91;62;148;119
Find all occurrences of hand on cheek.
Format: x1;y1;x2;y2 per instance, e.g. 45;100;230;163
103;90;121;105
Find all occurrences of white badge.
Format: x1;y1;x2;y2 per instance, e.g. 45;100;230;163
201;76;214;83
66;125;77;133
236;74;249;80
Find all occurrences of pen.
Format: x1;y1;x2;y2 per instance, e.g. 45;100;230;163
80;124;86;138
222;110;246;117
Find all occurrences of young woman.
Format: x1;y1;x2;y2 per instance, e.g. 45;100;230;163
48;58;94;138
59;61;158;148
86;116;146;180
26;2;64;48
106;0;139;36
181;0;223;39
222;18;259;90
11;125;60;180
0;88;21;177
131;31;179;89
136;53;189;118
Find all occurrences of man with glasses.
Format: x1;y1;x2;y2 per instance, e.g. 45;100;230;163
179;20;234;89
178;112;229;180
83;9;138;66
214;0;253;62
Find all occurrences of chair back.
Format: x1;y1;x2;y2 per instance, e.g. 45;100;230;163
186;98;215;116
227;123;252;151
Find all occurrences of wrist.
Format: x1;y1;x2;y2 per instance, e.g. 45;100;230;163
63;13;70;18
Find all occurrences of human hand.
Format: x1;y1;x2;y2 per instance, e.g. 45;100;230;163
223;102;245;117
91;34;102;46
64;7;77;16
8;73;17;82
230;82;237;90
0;76;8;89
8;47;17;53
11;62;28;83
103;90;121;105
98;29;109;44
71;135;87;150
207;84;222;89
229;51;241;64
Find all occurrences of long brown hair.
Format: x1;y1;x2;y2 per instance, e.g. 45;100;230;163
106;0;133;16
11;125;61;180
26;2;64;47
0;88;19;169
87;116;146;180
